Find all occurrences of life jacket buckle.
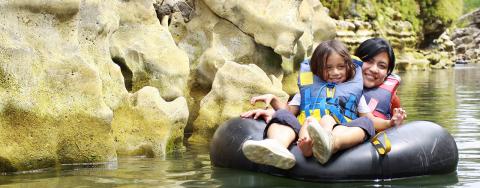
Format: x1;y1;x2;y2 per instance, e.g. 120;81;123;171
326;82;336;88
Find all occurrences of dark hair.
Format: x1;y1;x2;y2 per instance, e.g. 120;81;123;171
354;38;396;75
310;40;356;82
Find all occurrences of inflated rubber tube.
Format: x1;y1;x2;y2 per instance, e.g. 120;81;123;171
210;117;458;182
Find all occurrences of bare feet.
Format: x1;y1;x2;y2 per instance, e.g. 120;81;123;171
297;137;313;157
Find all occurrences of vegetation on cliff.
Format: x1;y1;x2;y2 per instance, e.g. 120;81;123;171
320;0;463;48
464;0;480;13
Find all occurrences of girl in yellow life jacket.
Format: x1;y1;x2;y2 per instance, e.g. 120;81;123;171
294;40;374;164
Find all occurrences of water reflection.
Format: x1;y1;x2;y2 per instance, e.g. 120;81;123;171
211;167;458;188
451;64;480;187
0;65;479;187
397;68;457;130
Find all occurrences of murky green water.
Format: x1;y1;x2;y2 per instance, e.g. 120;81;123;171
1;64;479;187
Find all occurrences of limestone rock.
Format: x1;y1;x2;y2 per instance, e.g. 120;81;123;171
112;86;188;157
168;0;284;132
289;0;335;94
202;0;303;58
384;20;416;49
396;51;431;71
153;0;195;23
0;0;117;172
297;0;337;57
110;0;190;101
0;0;191;173
428;51;452;69
175;0;335;97
336;19;376;51
452;9;480;64
202;0;336;69
189;61;288;143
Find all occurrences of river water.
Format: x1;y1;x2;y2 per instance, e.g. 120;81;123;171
0;64;479;187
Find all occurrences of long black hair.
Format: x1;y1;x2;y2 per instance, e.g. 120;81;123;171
354;38;395;75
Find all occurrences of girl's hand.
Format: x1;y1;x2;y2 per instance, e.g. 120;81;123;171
240;108;276;123
250;94;276;107
391;108;407;126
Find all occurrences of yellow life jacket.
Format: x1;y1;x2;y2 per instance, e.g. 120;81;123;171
297;57;364;125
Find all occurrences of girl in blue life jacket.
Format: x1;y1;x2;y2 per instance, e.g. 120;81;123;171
240;40;404;169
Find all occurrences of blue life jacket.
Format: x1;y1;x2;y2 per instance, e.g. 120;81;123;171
363;74;401;120
297;58;364;125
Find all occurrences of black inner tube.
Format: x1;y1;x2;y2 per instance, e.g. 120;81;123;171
210;118;458;182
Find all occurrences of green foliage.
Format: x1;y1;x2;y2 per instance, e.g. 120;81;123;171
436;0;463;23
320;0;422;32
396;0;421;32
417;0;463;23
319;0;462;46
320;0;353;19
464;0;480;13
319;0;462;29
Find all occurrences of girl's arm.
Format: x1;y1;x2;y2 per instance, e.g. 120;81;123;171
249;93;301;116
250;94;289;110
242;95;300;123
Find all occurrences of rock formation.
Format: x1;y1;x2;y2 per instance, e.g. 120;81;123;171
452;9;480;64
189;62;288;143
324;0;463;70
0;0;189;172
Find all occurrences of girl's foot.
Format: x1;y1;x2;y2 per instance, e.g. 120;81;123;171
307;120;334;164
242;139;296;170
297;137;313;157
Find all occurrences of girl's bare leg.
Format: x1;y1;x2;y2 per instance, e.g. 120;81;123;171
318;115;336;131
331;126;366;153
266;123;296;148
315;115;366;153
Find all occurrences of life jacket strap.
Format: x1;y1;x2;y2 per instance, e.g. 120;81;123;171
326;87;335;98
327;104;348;124
344;95;358;120
379;74;401;95
319;98;327;117
371;131;391;156
303;88;312;117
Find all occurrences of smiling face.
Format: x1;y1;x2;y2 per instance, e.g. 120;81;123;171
362;51;389;88
325;52;347;83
